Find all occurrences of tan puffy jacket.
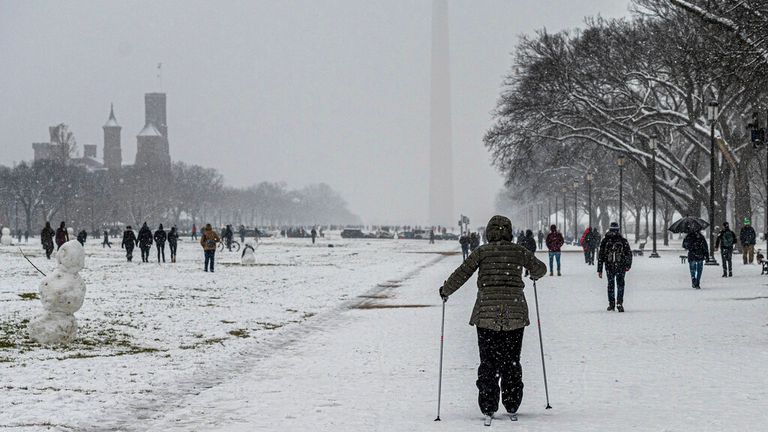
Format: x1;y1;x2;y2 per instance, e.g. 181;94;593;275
200;229;220;251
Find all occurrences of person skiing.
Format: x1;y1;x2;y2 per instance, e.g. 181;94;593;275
168;226;179;263
683;229;709;289
154;224;167;263
545;224;564;276
102;230;112;248
311;227;317;244
40;222;55;259
76;229;87;246
588;227;601;265
191;223;198;240
200;223;221;272
597;222;632;312
121;226;137;262
55;221;69;250
537;230;544;250
137;222;153;263
459;234;470;260
715;221;737;277
739;218;756;265
439;215;547;422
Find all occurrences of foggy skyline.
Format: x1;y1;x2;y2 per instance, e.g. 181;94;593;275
0;0;630;225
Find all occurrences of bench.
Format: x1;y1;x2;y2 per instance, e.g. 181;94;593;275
680;255;687;264
632;242;646;256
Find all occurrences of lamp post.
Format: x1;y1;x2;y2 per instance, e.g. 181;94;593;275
573;180;579;244
706;101;720;265
555;194;559;229
649;137;660;258
617;154;625;233
562;187;567;235
586;172;593;231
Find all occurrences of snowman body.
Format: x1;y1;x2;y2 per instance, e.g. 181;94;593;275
0;227;11;246
241;240;256;265
28;240;86;344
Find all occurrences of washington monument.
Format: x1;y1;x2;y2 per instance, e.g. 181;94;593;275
429;0;455;226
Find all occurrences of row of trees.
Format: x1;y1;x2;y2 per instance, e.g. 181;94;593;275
0;160;360;234
487;0;768;242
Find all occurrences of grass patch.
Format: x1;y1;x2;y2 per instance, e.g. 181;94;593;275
18;292;39;300
228;329;249;338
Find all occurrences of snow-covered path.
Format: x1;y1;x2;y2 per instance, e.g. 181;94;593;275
148;248;768;431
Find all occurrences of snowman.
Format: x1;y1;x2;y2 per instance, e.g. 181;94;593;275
0;227;11;246
241;239;257;265
27;240;86;345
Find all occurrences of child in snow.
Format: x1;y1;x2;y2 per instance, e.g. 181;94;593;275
439;215;547;420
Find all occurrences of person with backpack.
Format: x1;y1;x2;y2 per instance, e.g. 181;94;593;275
168;226;179;263
55;221;69;250
545;224;564;276
597;222;632;312
200;223;221;272
154;224;167;263
438;215;547;421
137;222;153;263
40;222;55;259
739;218;756;265
715;221;737;277
683;230;709;289
121;226;137;262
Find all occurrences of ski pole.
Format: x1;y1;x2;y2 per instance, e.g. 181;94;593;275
434;297;446;421
532;279;552;409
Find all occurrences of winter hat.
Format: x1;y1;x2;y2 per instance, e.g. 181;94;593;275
744;218;751;225
550;224;557;232
485;215;513;242
723;221;729;228
609;222;619;231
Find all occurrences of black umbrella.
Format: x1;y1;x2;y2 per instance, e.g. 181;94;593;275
668;216;709;234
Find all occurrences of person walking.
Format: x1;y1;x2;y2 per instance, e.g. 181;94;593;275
597;222;632;312
429;229;435;244
588;227;601;266
239;225;246;244
76;229;87;246
470;232;481;252
520;229;537;277
40;222;55;259
200;223;220;272
311;227;317;244
545;224;564;276
121;226;137;262
739;218;756;265
137;222;153;263
168;226;179;263
191;223;198;240
55;222;69;250
154;224;167;263
439;215;547;421
683;230;709;289
459;234;470;260
537;230;544;250
580;227;592;265
715;221;737;277
102;230;112;248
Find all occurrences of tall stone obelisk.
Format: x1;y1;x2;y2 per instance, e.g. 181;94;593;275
429;0;454;226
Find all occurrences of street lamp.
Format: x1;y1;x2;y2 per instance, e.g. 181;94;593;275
706;101;720;265
586;172;593;231
649;137;660;258
573;180;579;244
617;154;625;233
562;187;567;235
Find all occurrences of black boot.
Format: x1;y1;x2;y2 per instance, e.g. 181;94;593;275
616;304;624;313
607;303;615;311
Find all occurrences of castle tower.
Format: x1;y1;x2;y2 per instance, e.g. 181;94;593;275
429;0;454;226
144;92;169;160
135;92;170;167
102;104;122;170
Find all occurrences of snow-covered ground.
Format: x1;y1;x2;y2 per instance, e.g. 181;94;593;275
2;236;768;431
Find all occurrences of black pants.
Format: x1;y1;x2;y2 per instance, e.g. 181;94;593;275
156;243;166;262
44;245;53;259
721;247;733;274
169;242;177;260
141;246;150;262
607;270;626;305
103;239;111;248
204;250;215;272
125;246;134;262
476;327;525;415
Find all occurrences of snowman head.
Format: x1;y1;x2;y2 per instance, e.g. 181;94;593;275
56;240;85;273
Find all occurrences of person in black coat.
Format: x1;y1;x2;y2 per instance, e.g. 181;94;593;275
76;229;87;245
167;226;179;263
102;230;112;248
597;222;632;312
137;222;153;263
40;222;55;259
521;229;537;276
683;230;709;289
154;224;167;263
122;226;137;262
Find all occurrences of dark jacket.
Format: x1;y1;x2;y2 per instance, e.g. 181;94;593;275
521;231;537;253
589;230;602;249
597;230;632;273
138;224;153;248
441;215;547;331
154;227;167;245
739;226;756;246
168;228;178;245
76;230;87;244
683;232;709;261
545;228;564;252
122;230;137;249
55;226;69;246
41;224;55;248
715;228;737;250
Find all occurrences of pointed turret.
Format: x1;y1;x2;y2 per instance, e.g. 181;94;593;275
103;103;122;170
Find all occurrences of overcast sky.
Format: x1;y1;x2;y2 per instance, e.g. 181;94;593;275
0;0;629;225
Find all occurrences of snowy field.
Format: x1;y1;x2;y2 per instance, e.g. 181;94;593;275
2;237;768;431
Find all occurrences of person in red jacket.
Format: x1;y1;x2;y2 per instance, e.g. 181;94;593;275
545;224;564;276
